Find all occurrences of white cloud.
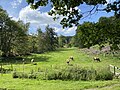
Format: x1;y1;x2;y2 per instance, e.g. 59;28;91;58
11;0;22;8
64;27;77;36
54;27;77;36
19;5;62;25
18;5;76;36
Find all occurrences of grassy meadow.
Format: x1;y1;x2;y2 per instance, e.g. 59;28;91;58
0;48;120;90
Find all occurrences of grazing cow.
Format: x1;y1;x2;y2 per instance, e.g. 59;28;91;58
93;57;101;62
69;56;74;61
31;59;34;63
22;59;25;62
66;59;70;65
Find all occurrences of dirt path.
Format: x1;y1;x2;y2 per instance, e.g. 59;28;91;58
84;83;120;90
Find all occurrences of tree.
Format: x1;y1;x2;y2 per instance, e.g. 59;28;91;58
75;16;120;50
70;36;76;47
58;35;66;47
26;0;120;28
11;21;30;55
45;25;58;51
58;35;74;48
37;26;58;53
28;34;38;53
97;17;120;50
37;28;46;53
0;7;11;56
0;7;30;56
75;22;97;48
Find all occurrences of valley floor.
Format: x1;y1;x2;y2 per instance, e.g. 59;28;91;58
0;48;120;90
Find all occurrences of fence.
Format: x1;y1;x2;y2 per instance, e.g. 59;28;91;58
109;64;120;76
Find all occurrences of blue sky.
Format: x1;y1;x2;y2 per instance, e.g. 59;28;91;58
0;0;115;36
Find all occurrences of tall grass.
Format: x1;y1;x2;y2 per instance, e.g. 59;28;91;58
13;65;113;81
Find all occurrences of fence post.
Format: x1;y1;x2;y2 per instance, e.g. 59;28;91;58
114;66;116;75
23;62;24;74
1;63;2;76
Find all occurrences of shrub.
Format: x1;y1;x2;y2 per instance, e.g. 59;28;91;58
0;68;13;73
19;73;28;79
13;72;28;79
43;66;97;81
13;72;19;78
28;73;37;79
95;68;113;80
12;66;114;81
42;66;114;81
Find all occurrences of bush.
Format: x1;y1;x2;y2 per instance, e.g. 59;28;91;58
95;69;113;80
28;73;37;79
12;66;114;81
19;73;28;79
13;70;38;79
43;66;97;81
42;66;114;81
0;68;12;73
13;72;19;78
13;72;28;79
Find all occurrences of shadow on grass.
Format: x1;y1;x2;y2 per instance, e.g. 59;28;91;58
0;55;51;64
54;48;75;52
0;48;74;64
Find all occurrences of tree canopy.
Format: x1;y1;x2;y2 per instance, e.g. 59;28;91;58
0;6;59;57
75;16;120;50
0;7;30;57
26;0;120;28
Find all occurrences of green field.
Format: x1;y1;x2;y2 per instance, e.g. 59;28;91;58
0;48;120;90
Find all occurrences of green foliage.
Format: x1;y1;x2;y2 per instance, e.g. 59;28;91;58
28;73;37;79
13;72;28;78
105;1;120;18
58;35;65;47
13;21;30;55
37;28;46;53
75;17;120;51
0;7;30;57
28;34;38;53
95;68;113;80
58;35;74;48
0;7;59;57
75;22;96;48
45;25;58;51
37;25;58;52
12;65;114;81
0;68;12;73
43;66;114;81
13;71;38;79
45;66;97;81
26;0;120;28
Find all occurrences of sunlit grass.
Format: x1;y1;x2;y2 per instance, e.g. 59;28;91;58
0;48;120;90
0;74;119;90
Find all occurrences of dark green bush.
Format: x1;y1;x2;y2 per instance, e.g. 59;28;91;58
13;72;28;79
43;66;97;81
13;72;19;78
28;73;37;79
42;66;114;81
95;69;113;80
19;73;28;79
0;68;12;73
12;66;114;81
